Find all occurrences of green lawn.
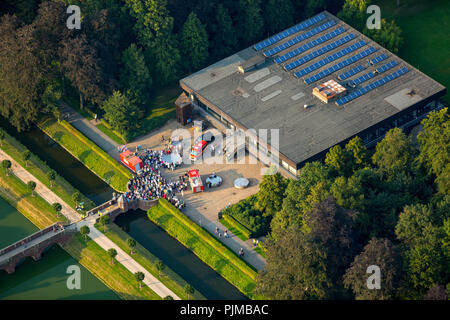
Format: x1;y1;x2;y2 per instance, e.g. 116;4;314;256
39;118;131;192
0;170;68;228
95;222;206;300
96;121;127;145
374;0;450;102
219;217;249;241
148;199;258;298
64;233;161;300
0;130;95;211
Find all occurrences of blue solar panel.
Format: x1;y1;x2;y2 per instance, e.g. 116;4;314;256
349;60;398;87
303;47;377;84
294;40;367;78
274;27;346;64
254;13;326;51
284;33;355;71
369;53;388;65
337;65;365;80
263;20;336;57
336;67;409;106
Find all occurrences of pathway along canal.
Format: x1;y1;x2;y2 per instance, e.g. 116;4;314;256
0;118;247;300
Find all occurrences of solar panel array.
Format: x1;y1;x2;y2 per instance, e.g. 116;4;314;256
336;67;409;106
369;53;388;65
274;27;345;64
294;40;366;77
284;34;355;71
349;60;398;86
263;20;336;57
337;65;365;80
303;47;376;84
254;13;326;51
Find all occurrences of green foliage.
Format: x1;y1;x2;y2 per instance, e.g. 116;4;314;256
52;202;62;216
27;181;36;194
179;12;209;72
127;237;136;254
72;192;81;205
134;271;145;287
263;0;294;35
120;43;152;111
210;4;237;59
238;0;264;46
22;150;31;167
364;18;403;53
255;172;288;217
80;225;90;241
100;214;111;231
417;108;450;194
337;0;370;31
184;284;195;299
108;248;118;264
372;128;415;174
102;90;140;139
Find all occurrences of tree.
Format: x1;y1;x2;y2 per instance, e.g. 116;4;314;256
345;136;369;168
395;204;447;295
100;215;111;232
135;271;145;289
363;19;403;54
305;0;326;18
80;225;90;241
2;160;11;176
256;228;330;299
155;259;166;277
417;108;450;194
145;35;181;85
343;238;402;299
263;0;294;35
52;202;62;218
372;128;415;174
303;196;358;298
60;34;114;107
163;295;174;300
210;4;237;59
47;170;56;188
255;172;288;217
325;144;353;177
22;150;31;167
127;238;136;254
337;0;370;31
423;284;448;300
238;0;264;46
102;91;140;139
184;284;195;300
0;129;4;147
179;12;209;73
72;192;81;206
0;15;45;131
27;181;36;196
108;248;118;265
120;44;152;112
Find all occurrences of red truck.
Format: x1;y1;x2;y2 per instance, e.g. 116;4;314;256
120;150;143;173
188;169;204;193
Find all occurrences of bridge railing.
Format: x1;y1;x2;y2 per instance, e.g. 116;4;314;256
0;223;64;257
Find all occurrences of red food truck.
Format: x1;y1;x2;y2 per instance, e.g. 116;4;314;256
188;169;204;193
120;150;143;173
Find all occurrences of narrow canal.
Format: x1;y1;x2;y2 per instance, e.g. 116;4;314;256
0;118;247;300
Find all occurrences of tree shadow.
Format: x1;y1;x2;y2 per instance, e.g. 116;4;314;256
103;171;115;182
79;150;92;162
53;131;64;142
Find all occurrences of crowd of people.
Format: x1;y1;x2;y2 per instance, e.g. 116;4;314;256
123;149;188;210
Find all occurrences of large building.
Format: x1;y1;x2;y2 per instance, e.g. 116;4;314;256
180;11;446;177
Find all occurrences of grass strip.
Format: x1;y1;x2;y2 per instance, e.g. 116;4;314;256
39;118;131;192
95;222;205;300
0;130;95;211
222;214;253;240
96;119;127;144
148;199;257;298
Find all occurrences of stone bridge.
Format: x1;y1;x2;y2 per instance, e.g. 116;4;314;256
86;194;158;223
0;222;77;274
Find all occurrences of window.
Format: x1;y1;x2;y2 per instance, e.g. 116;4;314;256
289;166;297;175
282;160;289;170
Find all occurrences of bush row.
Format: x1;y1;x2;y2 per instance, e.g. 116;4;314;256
222;213;253;239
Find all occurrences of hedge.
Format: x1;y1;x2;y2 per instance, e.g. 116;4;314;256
222;214;253;239
148;199;258;297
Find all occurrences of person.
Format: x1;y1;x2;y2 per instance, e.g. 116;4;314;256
253;239;256;247
224;230;229;238
218;232;222;238
215;226;219;234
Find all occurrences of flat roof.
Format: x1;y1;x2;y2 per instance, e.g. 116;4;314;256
180;11;446;166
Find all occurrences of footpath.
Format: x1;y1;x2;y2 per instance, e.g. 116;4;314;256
0;148;180;299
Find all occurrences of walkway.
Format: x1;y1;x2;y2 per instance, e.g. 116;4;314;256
0;149;180;299
59;101;120;161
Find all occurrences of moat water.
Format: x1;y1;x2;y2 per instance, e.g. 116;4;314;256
0;118;246;300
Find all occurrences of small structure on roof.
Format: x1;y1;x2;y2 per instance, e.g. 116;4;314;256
120;150;143;173
312;79;347;103
238;55;265;74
